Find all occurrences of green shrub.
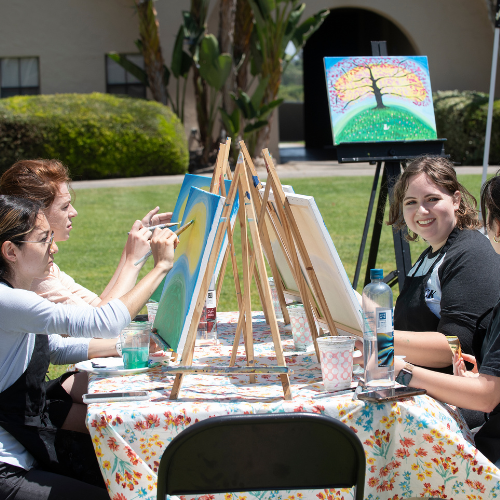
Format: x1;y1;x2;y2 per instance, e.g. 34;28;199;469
0;93;188;179
433;90;500;166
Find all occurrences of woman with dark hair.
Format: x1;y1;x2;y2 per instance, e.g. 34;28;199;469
387;156;500;428
0;159;171;307
393;172;500;467
0;195;178;499
387;156;500;373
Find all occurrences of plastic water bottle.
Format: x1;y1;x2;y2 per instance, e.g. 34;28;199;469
362;269;395;388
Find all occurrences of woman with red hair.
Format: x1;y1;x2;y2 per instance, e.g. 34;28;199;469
0;159;171;306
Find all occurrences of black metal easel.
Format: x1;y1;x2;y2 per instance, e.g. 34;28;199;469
339;41;447;291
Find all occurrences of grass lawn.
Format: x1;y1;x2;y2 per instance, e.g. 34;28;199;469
47;173;486;379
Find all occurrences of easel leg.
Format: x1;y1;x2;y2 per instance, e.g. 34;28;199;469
252;255;270;324
240;165;292;399
238;187;256;383
364;166;389;287
353;162;381;290
170;341;195;400
385;161;412;290
216;247;230;303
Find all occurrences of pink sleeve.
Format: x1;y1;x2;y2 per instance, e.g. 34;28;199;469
31;263;102;307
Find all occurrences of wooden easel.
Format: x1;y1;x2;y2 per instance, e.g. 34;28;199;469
214;142;271;325
169;143;292;400
262;149;351;337
237;143;323;362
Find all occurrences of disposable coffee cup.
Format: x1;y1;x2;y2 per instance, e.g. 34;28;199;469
268;277;283;320
120;321;151;369
146;300;159;323
287;302;314;351
316;336;356;392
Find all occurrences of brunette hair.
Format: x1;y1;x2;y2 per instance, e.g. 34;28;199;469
0;195;42;279
0;159;72;209
481;171;500;230
387;156;481;241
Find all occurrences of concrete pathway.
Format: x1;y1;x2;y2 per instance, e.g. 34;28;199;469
72;162;500;190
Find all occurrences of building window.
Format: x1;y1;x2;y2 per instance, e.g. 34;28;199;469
0;57;40;98
106;54;146;99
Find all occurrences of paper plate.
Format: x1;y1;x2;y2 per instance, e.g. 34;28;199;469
75;358;149;376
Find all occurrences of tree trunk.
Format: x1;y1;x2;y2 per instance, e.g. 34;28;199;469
219;0;237;116
367;66;386;109
135;0;168;105
372;83;386;109
253;59;282;156
193;66;212;164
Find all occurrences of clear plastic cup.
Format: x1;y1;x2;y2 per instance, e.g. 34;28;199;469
316;336;356;392
146;300;159;323
120;321;151;369
287;303;314;351
268;277;283;320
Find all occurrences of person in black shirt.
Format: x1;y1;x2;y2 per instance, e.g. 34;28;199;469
394;172;500;466
387;156;500;373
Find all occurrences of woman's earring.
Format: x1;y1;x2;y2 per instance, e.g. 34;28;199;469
494;235;500;243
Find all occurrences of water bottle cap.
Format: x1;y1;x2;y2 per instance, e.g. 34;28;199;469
370;269;384;280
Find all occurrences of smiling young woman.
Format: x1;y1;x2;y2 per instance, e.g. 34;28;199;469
387;156;500;427
391;172;500;467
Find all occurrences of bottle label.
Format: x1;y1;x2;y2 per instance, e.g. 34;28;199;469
206;289;217;334
206;290;216;309
376;307;394;367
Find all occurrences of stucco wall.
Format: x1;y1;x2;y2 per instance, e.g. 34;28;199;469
0;0;496;159
302;0;494;94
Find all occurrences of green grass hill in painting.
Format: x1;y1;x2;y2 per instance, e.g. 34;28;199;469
335;106;437;144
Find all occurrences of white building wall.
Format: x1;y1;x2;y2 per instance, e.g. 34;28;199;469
0;0;496;159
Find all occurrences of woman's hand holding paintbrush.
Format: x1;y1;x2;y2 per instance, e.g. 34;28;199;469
134;220;195;266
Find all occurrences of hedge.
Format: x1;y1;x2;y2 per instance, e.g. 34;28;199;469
0;93;188;179
433;90;500;166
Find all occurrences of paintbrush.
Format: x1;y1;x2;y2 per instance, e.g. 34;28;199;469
134;219;195;266
128;222;180;234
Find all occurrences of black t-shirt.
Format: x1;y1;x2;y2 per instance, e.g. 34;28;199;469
410;229;500;357
473;302;500;466
478;302;500;377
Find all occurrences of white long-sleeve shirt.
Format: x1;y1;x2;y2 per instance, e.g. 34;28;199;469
0;282;131;470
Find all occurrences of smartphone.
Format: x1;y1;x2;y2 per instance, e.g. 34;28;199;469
357;386;426;403
82;391;150;404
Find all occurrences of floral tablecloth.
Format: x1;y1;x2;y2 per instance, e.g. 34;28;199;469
86;312;500;500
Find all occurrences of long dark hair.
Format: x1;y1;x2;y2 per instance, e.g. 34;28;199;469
387;155;481;241
481;171;500;230
0;195;42;280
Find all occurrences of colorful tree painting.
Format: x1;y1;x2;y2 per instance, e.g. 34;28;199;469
324;56;437;144
328;57;431;111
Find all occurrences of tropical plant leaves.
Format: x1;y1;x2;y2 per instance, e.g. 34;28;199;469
171;26;192;78
107;53;148;85
198;35;232;91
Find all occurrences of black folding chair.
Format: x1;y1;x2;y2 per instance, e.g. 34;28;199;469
157;413;365;500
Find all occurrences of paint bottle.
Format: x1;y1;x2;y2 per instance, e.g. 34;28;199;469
362;269;394;388
197;275;217;343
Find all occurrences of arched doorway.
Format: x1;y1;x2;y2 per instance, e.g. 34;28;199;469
303;8;417;151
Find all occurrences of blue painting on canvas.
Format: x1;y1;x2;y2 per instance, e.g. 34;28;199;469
153;187;225;354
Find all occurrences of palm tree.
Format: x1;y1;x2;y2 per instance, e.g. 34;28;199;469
134;0;168;105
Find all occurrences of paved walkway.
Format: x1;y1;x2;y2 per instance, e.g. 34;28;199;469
72;162;500;189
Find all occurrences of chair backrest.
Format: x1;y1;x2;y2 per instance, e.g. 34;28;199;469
157;412;365;500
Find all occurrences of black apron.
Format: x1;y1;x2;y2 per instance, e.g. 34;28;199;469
0;281;105;487
394;232;456;374
394;232;486;429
